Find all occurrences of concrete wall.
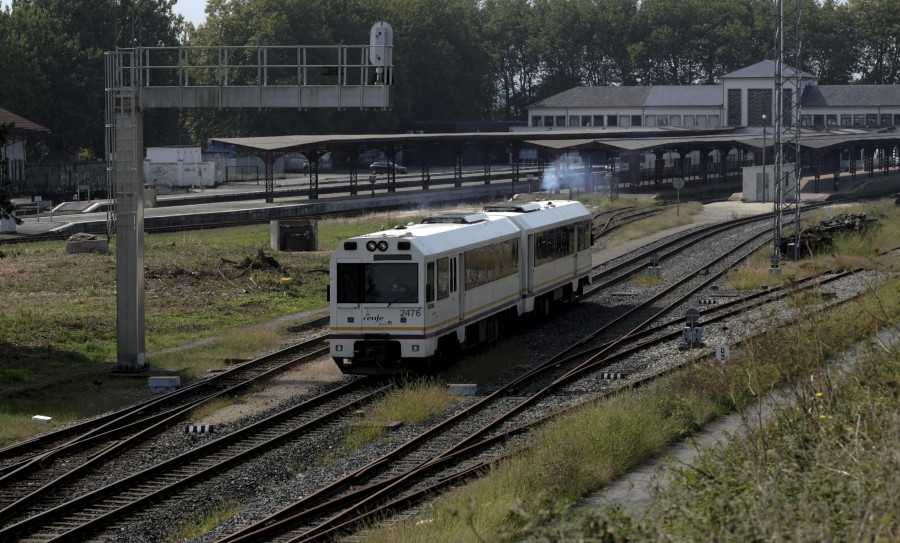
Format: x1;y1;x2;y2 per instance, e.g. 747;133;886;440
144;160;217;190
742;163;796;202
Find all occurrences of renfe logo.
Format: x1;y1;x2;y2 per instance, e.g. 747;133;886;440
362;314;386;323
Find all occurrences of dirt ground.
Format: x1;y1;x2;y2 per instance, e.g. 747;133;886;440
192;354;344;426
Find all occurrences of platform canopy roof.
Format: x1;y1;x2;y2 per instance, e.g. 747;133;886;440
211;125;900;158
209;126;734;156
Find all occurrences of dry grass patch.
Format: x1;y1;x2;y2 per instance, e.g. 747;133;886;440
344;379;460;453
164;499;241;542
608;202;703;246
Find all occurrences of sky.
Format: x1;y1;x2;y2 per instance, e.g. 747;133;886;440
174;0;207;28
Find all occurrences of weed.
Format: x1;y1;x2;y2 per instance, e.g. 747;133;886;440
164;499;241;542
343;378;460;453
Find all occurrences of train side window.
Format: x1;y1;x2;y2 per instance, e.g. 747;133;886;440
426;261;435;303
437;257;450;300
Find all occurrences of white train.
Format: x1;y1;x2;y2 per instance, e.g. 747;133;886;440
329;200;593;374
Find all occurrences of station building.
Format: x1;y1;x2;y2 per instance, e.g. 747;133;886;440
526;60;900;132
523;61;900;197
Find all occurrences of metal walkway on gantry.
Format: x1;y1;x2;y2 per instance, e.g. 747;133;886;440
105;23;394;371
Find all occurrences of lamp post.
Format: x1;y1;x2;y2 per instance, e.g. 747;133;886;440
762;114;768;203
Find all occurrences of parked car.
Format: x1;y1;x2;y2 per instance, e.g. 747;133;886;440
370;161;407;174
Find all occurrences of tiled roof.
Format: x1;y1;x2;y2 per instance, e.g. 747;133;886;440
802;85;900;107
0;108;48;132
720;59;816;80
527;85;722;109
527;86;652;109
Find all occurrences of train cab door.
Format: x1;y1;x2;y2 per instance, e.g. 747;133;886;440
430;255;461;330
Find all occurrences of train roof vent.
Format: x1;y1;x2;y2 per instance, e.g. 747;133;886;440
482;202;542;213
420;212;489;224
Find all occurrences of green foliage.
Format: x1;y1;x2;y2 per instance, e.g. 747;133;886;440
0;0;892;144
165;499;242;542
343;378;460;453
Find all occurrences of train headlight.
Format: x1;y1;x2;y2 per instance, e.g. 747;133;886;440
366;240;378;252
335;345;343;351
412;345;420;352
377;240;389;252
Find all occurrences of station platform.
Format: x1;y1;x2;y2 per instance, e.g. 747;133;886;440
2;169;891;244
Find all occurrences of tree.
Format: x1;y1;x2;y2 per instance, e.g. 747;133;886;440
0;0;185;158
850;0;900;83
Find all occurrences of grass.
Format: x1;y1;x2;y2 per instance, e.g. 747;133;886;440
726;200;900;290
0;215;424;447
528;297;900;541
607;201;704;246
343;378;461;453
164;499;242;542
629;269;664;287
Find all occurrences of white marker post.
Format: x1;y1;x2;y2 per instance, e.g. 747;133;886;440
716;344;730;372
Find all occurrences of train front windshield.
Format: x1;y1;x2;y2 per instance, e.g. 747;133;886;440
337;263;419;304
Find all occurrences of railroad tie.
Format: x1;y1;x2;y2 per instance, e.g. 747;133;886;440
186;425;215;434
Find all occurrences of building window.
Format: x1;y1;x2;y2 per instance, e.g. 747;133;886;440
631;115;642;127
827;115;837;126
842;115;852;126
544;116;553;127
748;89;773;126
657;116;668;126
895;114;900;126
581;115;592;127
532;116;542;127
569;116;580;127
728;89;742;126
866;113;878;126
555;116;566;127
709;115;720;125
618;115;631;127
645;115;656;126
684;115;695;126
607;115;618;127
696;115;707;126
881;114;891;126
814;114;824;126
593;115;604;127
801;115;811;127
854;114;865;126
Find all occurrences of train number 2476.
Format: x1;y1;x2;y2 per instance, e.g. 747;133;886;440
400;309;422;317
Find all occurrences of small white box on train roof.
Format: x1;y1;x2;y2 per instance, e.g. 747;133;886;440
148;376;181;393
32;415;52;423
447;384;477;396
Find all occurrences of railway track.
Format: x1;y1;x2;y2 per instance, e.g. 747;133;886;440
200;218;818;541
0;377;393;541
212;260;875;542
0;333;331;528
0;198;872;541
